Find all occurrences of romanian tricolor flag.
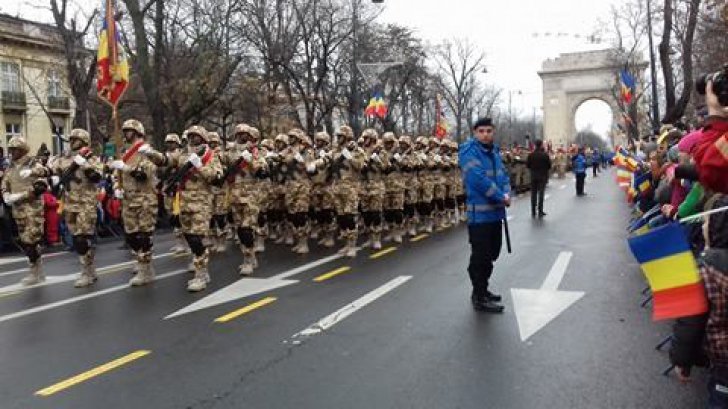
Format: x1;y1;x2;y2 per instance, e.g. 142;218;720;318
616;169;631;190
627;223;708;320
364;92;387;119
97;0;129;107
434;94;448;138
633;171;652;196
620;69;636;105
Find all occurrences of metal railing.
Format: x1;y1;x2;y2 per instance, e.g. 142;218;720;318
1;91;26;109
48;95;70;110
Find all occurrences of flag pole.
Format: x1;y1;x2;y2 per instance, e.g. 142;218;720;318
112;105;122;156
679;205;728;224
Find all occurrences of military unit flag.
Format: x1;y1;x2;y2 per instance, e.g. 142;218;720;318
97;0;129;107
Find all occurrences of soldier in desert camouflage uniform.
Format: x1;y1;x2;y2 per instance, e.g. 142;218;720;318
382;132;406;243
281;128;317;254
109;119;166;287
428;137;449;230
397;136;421;237
161;133;187;254
256;137;276;252
48;128;104;287
1;136;50;285
207;131;229;253
330;125;366;257
310;131;337;248
414;136;435;233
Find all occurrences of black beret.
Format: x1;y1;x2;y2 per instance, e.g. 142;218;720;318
473;118;493;129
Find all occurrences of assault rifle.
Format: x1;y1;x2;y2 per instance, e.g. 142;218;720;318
57;147;94;196
161;147;207;196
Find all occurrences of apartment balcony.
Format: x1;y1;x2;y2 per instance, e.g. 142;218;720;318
48;95;70;112
1;91;26;111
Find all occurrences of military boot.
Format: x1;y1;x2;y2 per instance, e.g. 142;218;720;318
74;251;98;288
391;226;403;244
294;234;309;254
21;260;45;286
320;229;336;248
238;246;254;276
170;230;188;254
129;252;155;286
215;229;228;253
187;251;210;292
345;237;358;258
255;225;268;253
370;231;382;250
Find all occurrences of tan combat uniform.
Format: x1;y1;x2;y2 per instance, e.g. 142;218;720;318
331;126;367;257
382;132;406;243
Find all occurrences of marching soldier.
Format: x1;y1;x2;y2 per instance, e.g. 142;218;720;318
165;125;222;291
224;124;267;275
207;131;229;253
256;137;276;252
310;131;337;248
555;148;568;178
49;128;104;287
398;135;421;237
281;128;317;254
269;134;290;244
161;133;187;254
1;136;50;285
331;125;366;257
382;132;406;243
414;136;435;233
441;139;461;226
360;128;388;249
110;119;166;287
429;137;449;230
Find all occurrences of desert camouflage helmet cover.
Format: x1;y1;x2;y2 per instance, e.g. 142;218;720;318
260;138;274;150
164;133;181;144
121;119;145;136
207;131;222;145
382;132;397;143
247;127;261;141
361;128;378;139
69;128;90;145
233;123;250;135
337;125;354;139
185;125;209;142
7;136;29;151
314;131;331;144
415;136;428;145
398;135;412;146
274;133;289;145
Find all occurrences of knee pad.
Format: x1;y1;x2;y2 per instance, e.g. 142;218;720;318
184;234;205;256
290;212;308;228
209;218;216;229
445;198;457;209
24;243;41;263
227;212;234;224
457;195;466;205
404;204;415;218
137;233;152;252
393;210;404;225
337;214;356;231
215;214;227;229
126;234;141;252
370;211;382;226
237;227;255;248
435;199;445;211
318;209;334;225
418;203;432;216
384;209;396;223
73;235;90;256
257;212;267;227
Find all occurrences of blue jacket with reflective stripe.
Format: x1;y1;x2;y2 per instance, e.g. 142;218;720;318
573;154;587;174
458;138;511;224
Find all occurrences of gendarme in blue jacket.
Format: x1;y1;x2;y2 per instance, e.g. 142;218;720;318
573;153;587;174
458;138;511;224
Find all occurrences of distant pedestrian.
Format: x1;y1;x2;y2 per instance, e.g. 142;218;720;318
573;148;587;196
526;139;551;218
592;149;600;177
458;117;510;313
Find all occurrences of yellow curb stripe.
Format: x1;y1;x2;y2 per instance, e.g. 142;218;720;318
214;297;277;323
410;234;429;242
35;350;151;397
369;247;397;259
313;266;351;282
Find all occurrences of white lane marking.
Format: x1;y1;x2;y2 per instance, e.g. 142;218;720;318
0;251;64;267
511;251;584;342
0;252;175;294
165;250;355;319
292;275;412;339
544;194;551;201
0;269;188;324
507;216;514;221
559;185;567;190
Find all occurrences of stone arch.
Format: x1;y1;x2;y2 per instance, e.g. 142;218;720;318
538;49;646;148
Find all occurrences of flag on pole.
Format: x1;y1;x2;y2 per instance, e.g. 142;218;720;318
620;69;636;105
97;0;129;107
434;94;448;138
627;223;708;320
365;91;387;119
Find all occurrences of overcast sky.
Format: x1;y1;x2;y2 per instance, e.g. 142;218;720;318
1;0;623;137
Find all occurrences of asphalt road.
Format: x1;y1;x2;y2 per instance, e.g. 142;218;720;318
0;170;706;409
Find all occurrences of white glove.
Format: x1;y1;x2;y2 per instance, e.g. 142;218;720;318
341;148;352;160
242;150;253;162
138;144;152;154
110;160;128;171
114;189;124;199
393;153;402;162
19;169;32;179
50;176;60;186
370;152;381;163
226;142;236;150
306;162;317;173
73;154;87;166
3;193;24;206
188;153;203;169
294;152;305;163
265;151;278;159
418;152;427;161
318;149;327;158
434;154;442;163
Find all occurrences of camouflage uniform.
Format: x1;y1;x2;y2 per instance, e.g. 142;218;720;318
160;133;187;254
1;136;49;285
49;129;104;287
414;137;435;233
225;124;268;275
382;132;406;243
207;131;229;253
267;135;290;244
111;119;166;287
555;150;568;178
398;136;421;237
256;137;276;251
428;137;449;230
331;125;366;257
360;129;389;249
310;132;336;248
281;128;316;254
443;139;465;223
166;126;223;291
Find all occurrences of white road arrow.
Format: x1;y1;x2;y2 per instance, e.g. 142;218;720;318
511;251;584;342
164;252;345;320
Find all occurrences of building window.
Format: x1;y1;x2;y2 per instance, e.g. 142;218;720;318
5;123;21;145
48;69;62;97
0;62;20;93
52;124;66;154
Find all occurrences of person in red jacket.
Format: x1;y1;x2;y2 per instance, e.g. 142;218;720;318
42;190;59;245
694;81;728;195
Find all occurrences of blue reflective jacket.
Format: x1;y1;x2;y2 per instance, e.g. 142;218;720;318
573;154;587;174
458;138;511;224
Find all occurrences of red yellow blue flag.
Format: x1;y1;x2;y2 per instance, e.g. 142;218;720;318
97;0;129;107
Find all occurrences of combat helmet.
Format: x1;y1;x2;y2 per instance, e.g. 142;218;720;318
69;128;91;146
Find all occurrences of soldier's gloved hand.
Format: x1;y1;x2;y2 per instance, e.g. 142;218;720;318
188;153;203;169
294;152;305;163
2;192;24;206
341;148;352;160
306;162;317;173
393;153;402;162
110;160;128;171
226;141;236;150
318;149;327;159
114;189;124;199
50;175;61;186
19;169;32;179
434;154;442;163
138;144;152;155
242;150;253;162
73;154;88;166
370;152;381;163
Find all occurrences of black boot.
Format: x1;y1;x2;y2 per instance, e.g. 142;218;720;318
471;293;505;313
486;290;502;302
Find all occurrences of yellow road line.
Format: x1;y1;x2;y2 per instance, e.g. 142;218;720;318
0;291;20;299
410;234;429;242
35;350;151;397
313;266;352;282
369;247;397;259
214;297;277;323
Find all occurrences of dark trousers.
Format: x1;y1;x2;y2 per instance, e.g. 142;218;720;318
530;178;546;215
467;222;503;297
708;375;728;409
575;173;586;195
592;163;599;177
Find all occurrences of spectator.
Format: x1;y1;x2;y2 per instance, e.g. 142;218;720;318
526;139;551;218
